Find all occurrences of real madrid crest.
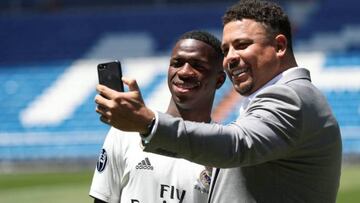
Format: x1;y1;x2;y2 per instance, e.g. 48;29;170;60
194;166;212;194
97;148;107;172
199;167;212;188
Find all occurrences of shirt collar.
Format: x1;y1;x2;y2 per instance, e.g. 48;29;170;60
238;67;300;114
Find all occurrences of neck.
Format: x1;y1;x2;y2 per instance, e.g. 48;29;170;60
166;99;212;123
281;52;298;71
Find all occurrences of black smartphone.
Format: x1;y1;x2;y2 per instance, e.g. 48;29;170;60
97;60;124;92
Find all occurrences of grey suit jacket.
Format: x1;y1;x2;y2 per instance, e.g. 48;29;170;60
143;68;342;203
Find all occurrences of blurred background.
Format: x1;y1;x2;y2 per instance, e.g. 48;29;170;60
0;0;359;202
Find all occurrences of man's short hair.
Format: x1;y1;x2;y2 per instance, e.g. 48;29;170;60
223;0;293;51
178;30;223;60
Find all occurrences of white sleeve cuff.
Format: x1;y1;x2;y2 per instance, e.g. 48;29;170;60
140;109;159;144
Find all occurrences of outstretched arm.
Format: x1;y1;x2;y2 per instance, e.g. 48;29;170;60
94;78;302;168
143;85;302;168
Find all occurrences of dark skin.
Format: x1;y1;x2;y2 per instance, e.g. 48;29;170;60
94;18;297;135
94;38;225;202
95;39;225;134
167;39;225;121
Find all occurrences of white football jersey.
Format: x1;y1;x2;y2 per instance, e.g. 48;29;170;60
89;127;211;203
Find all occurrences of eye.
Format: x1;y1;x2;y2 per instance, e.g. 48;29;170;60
191;62;207;72
222;48;229;57
170;59;183;68
221;45;229;56
234;41;251;50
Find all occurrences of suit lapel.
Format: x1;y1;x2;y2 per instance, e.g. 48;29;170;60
208;168;220;203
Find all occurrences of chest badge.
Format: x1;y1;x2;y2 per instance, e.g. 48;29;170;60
96;148;107;172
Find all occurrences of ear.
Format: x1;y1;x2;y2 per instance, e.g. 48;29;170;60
275;34;287;57
216;71;226;89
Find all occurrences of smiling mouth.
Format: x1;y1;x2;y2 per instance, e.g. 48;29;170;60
173;82;200;92
227;62;249;77
232;68;248;76
229;67;249;79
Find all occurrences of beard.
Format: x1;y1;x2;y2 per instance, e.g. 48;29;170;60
236;82;253;96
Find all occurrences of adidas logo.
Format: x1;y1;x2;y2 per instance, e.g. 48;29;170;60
136;157;154;170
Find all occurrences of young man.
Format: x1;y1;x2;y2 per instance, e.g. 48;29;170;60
90;30;225;203
95;0;342;202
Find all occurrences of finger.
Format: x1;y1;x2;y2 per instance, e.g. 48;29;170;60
94;93;112;108
96;84;119;100
99;115;110;125
122;77;140;92
97;104;106;112
95;105;108;115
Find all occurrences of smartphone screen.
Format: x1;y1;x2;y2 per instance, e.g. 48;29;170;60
97;60;124;92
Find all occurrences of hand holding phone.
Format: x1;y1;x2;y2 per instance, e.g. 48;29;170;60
97;60;124;92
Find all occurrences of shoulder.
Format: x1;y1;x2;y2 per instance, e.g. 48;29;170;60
103;127;143;167
241;84;304;130
106;127;142;145
252;84;302;110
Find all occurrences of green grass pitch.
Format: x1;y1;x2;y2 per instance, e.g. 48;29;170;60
0;165;359;203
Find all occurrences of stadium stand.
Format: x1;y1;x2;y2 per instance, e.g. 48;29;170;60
291;0;360;155
0;1;359;161
294;0;360;53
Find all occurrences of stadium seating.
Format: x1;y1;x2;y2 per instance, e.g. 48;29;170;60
294;0;360;40
293;0;360;53
0;1;359;160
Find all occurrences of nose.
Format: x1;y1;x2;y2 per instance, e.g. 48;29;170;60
177;63;196;78
224;47;239;70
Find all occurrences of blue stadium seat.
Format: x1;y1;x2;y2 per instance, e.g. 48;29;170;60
1;3;360;160
325;52;360;67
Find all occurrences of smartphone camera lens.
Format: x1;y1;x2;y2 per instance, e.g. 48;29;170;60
99;64;106;70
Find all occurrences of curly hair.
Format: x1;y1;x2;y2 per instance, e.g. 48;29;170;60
178;30;223;60
223;0;293;51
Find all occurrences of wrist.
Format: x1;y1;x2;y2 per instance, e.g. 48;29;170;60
140;117;156;137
